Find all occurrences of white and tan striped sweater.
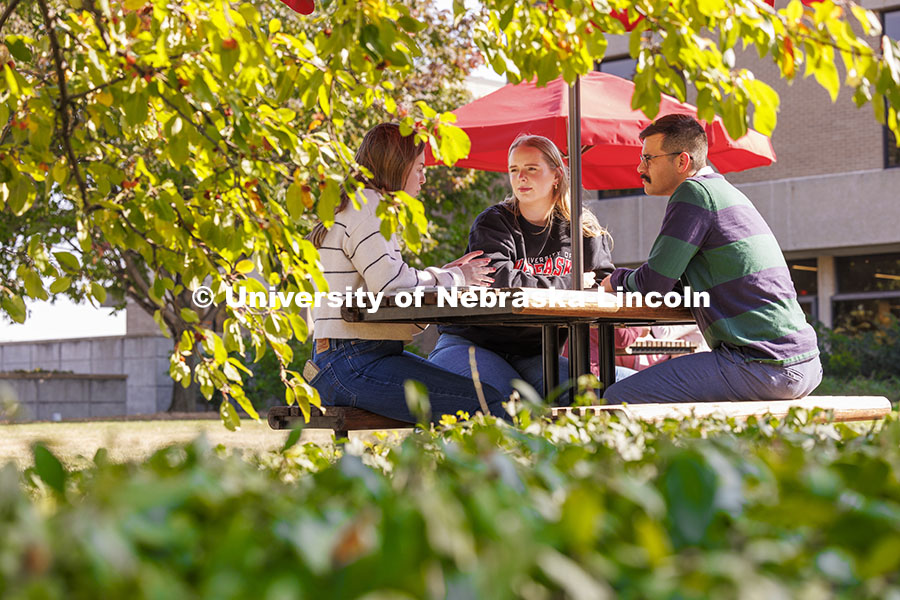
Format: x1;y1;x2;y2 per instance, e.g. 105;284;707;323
311;188;465;341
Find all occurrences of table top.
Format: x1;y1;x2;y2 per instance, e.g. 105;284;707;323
342;287;694;326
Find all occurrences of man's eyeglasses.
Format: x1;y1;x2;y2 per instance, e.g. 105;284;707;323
639;151;687;166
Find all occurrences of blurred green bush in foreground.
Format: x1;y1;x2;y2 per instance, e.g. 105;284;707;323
3;407;900;599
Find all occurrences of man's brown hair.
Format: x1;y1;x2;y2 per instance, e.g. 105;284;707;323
639;113;708;169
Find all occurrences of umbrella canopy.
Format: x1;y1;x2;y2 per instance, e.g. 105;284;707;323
428;71;775;190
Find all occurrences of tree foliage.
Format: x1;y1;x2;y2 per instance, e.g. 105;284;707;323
1;0;899;423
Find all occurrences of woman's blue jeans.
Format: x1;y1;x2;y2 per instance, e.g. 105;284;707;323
309;338;509;423
428;333;568;403
429;334;637;404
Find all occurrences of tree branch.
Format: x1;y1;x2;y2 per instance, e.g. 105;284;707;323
0;0;22;33
121;251;182;332
68;75;128;101
37;0;92;210
81;0;111;52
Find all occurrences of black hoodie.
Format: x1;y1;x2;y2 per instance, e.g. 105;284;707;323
439;203;615;355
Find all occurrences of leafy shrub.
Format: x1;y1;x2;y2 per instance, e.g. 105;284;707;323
817;318;900;380
4;408;900;599
814;375;900;404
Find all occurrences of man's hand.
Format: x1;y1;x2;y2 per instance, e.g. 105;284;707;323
600;274;614;293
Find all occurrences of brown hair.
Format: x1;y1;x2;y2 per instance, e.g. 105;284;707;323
639;113;708;168
502;134;608;239
308;123;425;248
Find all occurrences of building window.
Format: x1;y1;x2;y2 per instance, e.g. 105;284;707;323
885;10;900;168
787;259;818;321
832;252;900;332
597;57;636;80
594;57;644;199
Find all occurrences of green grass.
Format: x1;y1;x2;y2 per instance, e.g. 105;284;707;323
0;419;334;470
814;375;900;404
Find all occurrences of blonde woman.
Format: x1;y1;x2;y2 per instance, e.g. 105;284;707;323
307;123;508;423
429;134;625;401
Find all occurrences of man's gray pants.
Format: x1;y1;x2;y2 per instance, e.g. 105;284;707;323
602;344;823;404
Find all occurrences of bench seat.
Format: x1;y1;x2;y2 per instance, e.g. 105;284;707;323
267;396;893;438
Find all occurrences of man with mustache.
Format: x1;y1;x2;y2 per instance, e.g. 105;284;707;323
600;114;821;404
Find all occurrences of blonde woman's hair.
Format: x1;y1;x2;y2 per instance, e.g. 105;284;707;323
502;134;608;239
308;123;425;248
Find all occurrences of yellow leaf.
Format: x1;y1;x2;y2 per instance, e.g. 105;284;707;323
52;162;68;184
96;90;113;106
235;259;255;274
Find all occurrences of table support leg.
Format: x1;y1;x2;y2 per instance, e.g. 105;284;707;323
568;323;591;396
542;325;559;399
597;323;616;394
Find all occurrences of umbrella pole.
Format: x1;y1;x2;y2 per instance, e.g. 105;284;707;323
567;76;591;393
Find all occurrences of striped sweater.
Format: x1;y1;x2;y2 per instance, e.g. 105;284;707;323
311;188;465;341
609;171;818;365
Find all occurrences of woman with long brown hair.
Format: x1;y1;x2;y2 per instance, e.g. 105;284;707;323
429;134;630;401
306;123;509;423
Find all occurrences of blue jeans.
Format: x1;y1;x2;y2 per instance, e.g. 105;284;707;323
603;345;823;404
309;338;509;423
429;333;636;404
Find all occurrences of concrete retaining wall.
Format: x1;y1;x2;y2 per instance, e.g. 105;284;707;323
0;373;127;420
0;335;174;415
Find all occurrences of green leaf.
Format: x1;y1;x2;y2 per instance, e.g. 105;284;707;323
219;399;241;431
8;176;35;216
212;333;227;364
813;56;840;102
49;277;72;294
316;180;341;226
33;443;66;495
437;123;471;165
18;266;47;300
232;389;260;421
54;251;80;274
7;38;32;63
51;162;68;184
663;452;717;545
285;181;307;221
397;16;426;32
287;313;308;341
91;282;107;304
1;294;26;323
4;64;19;96
282;426;303;451
123;91;150;126
317;84;330;117
180;307;199;323
746;79;780;136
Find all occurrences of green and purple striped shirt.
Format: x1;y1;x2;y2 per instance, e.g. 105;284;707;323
609;171;818;365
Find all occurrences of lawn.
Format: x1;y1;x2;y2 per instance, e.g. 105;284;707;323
0;419;335;470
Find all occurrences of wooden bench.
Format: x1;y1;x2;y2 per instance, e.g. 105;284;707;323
267;396;893;438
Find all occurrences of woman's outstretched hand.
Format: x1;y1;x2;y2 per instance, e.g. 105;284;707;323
444;250;495;287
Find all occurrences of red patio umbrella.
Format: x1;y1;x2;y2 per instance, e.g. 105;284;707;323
427;71;775;190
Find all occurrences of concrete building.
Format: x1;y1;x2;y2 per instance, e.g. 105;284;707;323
590;2;900;332
0;300;174;419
